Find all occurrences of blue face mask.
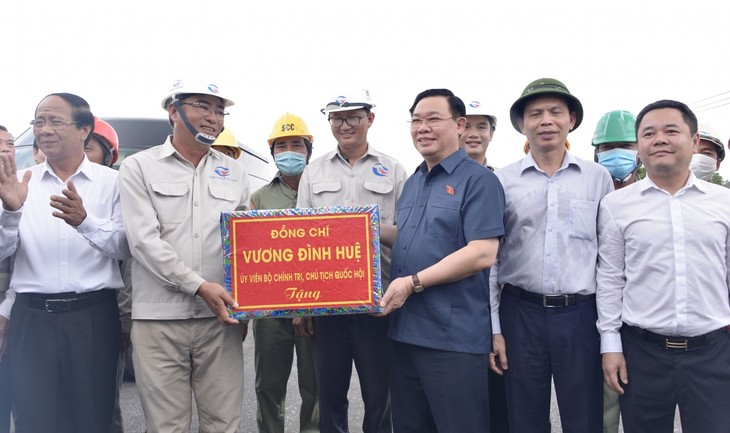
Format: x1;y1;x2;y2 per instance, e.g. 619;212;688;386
597;148;638;180
274;151;307;176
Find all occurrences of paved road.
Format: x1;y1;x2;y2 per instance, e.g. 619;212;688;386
119;334;683;432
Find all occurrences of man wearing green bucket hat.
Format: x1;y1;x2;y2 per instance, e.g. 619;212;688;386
490;78;613;433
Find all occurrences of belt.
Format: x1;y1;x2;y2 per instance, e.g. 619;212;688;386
623;324;729;351
503;284;595;308
20;290;115;313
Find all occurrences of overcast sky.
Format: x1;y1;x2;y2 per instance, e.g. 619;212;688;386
3;0;729;177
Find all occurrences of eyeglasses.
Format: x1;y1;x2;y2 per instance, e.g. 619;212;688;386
408;116;453;129
180;102;228;120
328;115;365;128
30;118;79;130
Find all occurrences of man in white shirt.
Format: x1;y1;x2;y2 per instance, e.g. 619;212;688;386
0;93;130;433
490;78;613;433
597;99;730;433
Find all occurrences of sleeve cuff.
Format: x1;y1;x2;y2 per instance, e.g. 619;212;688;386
601;332;623;353
491;312;502;334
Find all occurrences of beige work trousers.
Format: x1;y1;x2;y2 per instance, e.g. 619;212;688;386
132;318;245;433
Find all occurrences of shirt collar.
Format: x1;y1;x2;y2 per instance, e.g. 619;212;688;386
329;143;380;162
159;135;220;163
41;154;94;182
640;171;706;195
520;150;581;175
416;148;468;175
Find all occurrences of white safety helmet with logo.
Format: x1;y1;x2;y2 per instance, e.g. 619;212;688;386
464;99;497;130
161;79;235;109
161;79;235;145
320;89;376;114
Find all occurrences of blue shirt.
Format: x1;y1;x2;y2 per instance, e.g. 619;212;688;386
489;151;613;333
388;149;505;354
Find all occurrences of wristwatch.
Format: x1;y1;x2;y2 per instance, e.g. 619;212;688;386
411;273;425;293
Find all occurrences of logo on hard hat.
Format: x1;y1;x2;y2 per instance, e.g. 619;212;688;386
372;163;390;177
214;166;231;177
335;96;348;106
207;84;220;94
469;101;481;108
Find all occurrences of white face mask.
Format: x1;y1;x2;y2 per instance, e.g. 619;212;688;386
689;153;717;181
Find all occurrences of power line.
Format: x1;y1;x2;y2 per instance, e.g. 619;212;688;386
693;96;730;110
695;100;730;113
690;91;730;105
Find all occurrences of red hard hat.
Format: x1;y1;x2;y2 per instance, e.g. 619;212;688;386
93;117;119;165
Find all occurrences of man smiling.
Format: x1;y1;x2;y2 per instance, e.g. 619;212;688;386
119;79;250;433
597;100;730;433
490;78;612;433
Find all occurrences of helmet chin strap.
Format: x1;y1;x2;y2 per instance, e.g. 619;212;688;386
172;100;216;145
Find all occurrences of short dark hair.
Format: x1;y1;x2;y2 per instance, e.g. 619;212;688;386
636;99;697;136
409;89;466;119
37;93;95;145
0;125;7;133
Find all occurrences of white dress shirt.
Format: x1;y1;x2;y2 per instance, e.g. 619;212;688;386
596;173;730;353
0;158;130;318
489;151;613;333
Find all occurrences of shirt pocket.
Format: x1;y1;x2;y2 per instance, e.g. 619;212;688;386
568;199;598;240
426;199;460;238
311;181;342;206
395;199;414;231
150;182;189;224
208;185;240;222
363;181;395;222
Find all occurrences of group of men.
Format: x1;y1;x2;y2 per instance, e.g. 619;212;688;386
0;76;728;433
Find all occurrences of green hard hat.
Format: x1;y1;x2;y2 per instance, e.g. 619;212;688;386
592;110;637;147
509;78;583;133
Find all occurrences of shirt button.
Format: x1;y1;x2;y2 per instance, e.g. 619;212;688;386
194;201;199;206
194;266;200;271
194;233;200;238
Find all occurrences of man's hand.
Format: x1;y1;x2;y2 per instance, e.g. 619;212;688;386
50;179;87;226
378;276;413;316
119;332;132;355
196;281;239;325
293;317;313;337
0;153;30;212
603;352;628;394
490;333;509;375
0;316;9;361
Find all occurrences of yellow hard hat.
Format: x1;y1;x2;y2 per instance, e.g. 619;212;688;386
268;113;313;146
212;128;241;159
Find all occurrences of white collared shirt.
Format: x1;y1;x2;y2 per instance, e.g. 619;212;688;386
0;157;130;318
489;151;613;333
597;173;730;353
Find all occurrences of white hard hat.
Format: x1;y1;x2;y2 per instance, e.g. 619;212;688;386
321;89;375;114
698;123;726;162
464;99;497;129
161;79;235;110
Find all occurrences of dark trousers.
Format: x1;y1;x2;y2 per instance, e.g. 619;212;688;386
501;287;602;433
489;369;510;433
390;341;490;433
0;353;11;433
312;314;391;433
620;325;730;433
9;291;120;433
